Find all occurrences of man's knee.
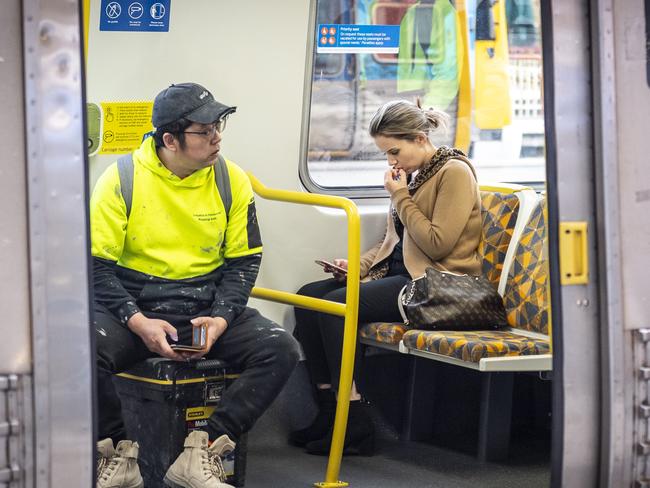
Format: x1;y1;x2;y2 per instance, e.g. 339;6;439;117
261;326;301;368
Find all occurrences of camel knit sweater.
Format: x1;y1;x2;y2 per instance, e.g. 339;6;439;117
360;158;482;280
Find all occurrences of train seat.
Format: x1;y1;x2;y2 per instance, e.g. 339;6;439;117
400;329;550;363
359;186;526;349
401;195;551;366
395;196;551;462
357;188;551;462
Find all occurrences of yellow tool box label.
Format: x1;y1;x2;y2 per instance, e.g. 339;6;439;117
186;406;216;421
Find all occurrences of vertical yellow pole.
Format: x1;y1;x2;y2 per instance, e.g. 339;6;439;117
454;0;472;152
318;202;360;488
82;0;90;65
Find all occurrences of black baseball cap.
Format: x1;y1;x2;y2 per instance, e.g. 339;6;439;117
152;83;236;127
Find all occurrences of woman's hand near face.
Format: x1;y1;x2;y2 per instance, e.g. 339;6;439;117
384;168;407;195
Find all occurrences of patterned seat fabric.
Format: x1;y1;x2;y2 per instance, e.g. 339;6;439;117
478;192;520;287
503;199;549;334
359;322;411;345
401;329;550;363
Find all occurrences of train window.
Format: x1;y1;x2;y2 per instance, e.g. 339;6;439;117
302;0;546;193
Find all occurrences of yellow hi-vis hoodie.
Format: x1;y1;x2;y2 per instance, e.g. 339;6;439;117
90;136;262;281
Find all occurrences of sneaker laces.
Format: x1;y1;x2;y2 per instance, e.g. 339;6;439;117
205;450;227;482
99;455;119;481
97;454;108;479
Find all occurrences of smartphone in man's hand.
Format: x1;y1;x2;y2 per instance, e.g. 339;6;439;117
170;322;207;352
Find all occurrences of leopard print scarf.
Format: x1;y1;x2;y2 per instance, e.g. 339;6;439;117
367;146;468;281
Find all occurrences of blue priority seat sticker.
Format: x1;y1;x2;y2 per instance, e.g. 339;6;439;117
316;24;400;54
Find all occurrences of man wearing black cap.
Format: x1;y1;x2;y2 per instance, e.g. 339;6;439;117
90;83;300;488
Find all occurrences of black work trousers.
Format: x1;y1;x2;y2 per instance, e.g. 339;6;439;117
294;274;410;391
94;304;300;443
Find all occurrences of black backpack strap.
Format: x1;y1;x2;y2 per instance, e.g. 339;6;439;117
214;154;232;222
117;153;134;218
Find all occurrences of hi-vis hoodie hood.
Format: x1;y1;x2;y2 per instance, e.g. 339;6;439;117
134;136;213;188
90;137;263;281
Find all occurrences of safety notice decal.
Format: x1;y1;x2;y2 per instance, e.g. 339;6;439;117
99;102;153;155
316;24;400;54
100;0;171;32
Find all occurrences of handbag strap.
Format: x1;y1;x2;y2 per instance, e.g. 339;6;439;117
397;284;410;324
431;262;468;277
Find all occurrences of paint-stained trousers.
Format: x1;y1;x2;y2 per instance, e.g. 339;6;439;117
94;304;300;443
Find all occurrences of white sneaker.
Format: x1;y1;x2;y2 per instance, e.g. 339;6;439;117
164;431;236;488
96;439;144;488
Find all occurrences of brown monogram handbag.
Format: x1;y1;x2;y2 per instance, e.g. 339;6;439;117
399;267;507;331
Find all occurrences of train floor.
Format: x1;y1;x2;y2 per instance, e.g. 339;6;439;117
245;362;551;488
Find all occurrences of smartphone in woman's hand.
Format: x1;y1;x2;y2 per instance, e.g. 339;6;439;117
315;259;348;276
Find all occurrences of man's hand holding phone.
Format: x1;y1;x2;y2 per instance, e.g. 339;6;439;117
316;259;348;281
179;316;228;360
127;312;186;361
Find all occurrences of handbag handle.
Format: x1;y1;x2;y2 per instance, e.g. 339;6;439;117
397;284;409;324
431;262;468;277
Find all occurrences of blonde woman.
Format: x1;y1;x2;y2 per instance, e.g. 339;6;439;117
291;100;482;456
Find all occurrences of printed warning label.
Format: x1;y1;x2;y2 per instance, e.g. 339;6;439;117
99;101;154;154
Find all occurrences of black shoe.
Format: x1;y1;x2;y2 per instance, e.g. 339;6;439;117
304;400;375;456
288;389;336;447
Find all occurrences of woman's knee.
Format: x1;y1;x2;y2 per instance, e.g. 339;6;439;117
321;287;347;305
297;279;340;299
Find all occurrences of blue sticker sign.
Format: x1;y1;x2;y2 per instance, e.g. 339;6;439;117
316;24;400;53
100;0;171;32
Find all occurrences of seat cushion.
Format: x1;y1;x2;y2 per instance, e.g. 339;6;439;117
402;329;550;363
359;322;411;345
479;192;520;287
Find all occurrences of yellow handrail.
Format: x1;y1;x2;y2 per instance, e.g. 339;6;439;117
247;173;360;488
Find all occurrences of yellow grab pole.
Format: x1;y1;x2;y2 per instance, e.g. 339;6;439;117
250;287;346;317
247;173;360;488
82;0;90;65
318;200;359;488
454;0;472;152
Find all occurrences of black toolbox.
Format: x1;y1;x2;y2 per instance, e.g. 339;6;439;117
113;358;247;487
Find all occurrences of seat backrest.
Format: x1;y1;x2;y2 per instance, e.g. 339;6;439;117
502;197;549;335
478;191;521;289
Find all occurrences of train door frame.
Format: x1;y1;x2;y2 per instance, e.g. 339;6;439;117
544;1;602;486
21;0;94;485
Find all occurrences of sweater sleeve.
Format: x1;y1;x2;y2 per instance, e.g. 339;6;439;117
90;163;141;324
93;257;141;324
210;253;261;324
359;237;385;279
391;161;477;261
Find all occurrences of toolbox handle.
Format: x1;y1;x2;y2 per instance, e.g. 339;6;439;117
193;359;229;370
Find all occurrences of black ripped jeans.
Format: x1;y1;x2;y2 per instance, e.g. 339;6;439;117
293;272;410;391
94;304;300;443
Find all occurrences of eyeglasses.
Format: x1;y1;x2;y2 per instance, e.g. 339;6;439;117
182;116;228;137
